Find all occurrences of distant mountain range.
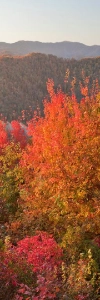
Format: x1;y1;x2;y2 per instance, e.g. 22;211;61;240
0;41;100;59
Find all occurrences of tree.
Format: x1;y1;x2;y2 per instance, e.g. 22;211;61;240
19;80;100;257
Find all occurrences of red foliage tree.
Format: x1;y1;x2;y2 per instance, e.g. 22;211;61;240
0;232;63;299
11;121;27;148
0;121;8;151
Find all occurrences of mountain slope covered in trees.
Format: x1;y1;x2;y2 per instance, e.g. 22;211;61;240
0;53;100;122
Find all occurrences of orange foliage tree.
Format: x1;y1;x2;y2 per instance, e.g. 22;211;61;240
19;79;100;256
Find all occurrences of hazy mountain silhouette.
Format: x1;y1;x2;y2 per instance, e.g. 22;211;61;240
0;41;100;59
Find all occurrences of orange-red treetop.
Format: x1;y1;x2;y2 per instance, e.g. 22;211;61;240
19;80;100;245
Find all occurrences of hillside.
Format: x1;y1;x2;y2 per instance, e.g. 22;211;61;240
0;40;100;59
0;53;100;122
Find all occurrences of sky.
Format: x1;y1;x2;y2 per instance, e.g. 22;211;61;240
0;0;100;45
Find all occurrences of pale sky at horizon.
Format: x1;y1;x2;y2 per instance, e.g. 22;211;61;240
0;0;100;45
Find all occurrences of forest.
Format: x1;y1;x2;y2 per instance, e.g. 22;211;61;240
0;75;100;299
0;54;100;122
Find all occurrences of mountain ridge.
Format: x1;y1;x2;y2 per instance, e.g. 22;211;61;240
0;40;100;59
